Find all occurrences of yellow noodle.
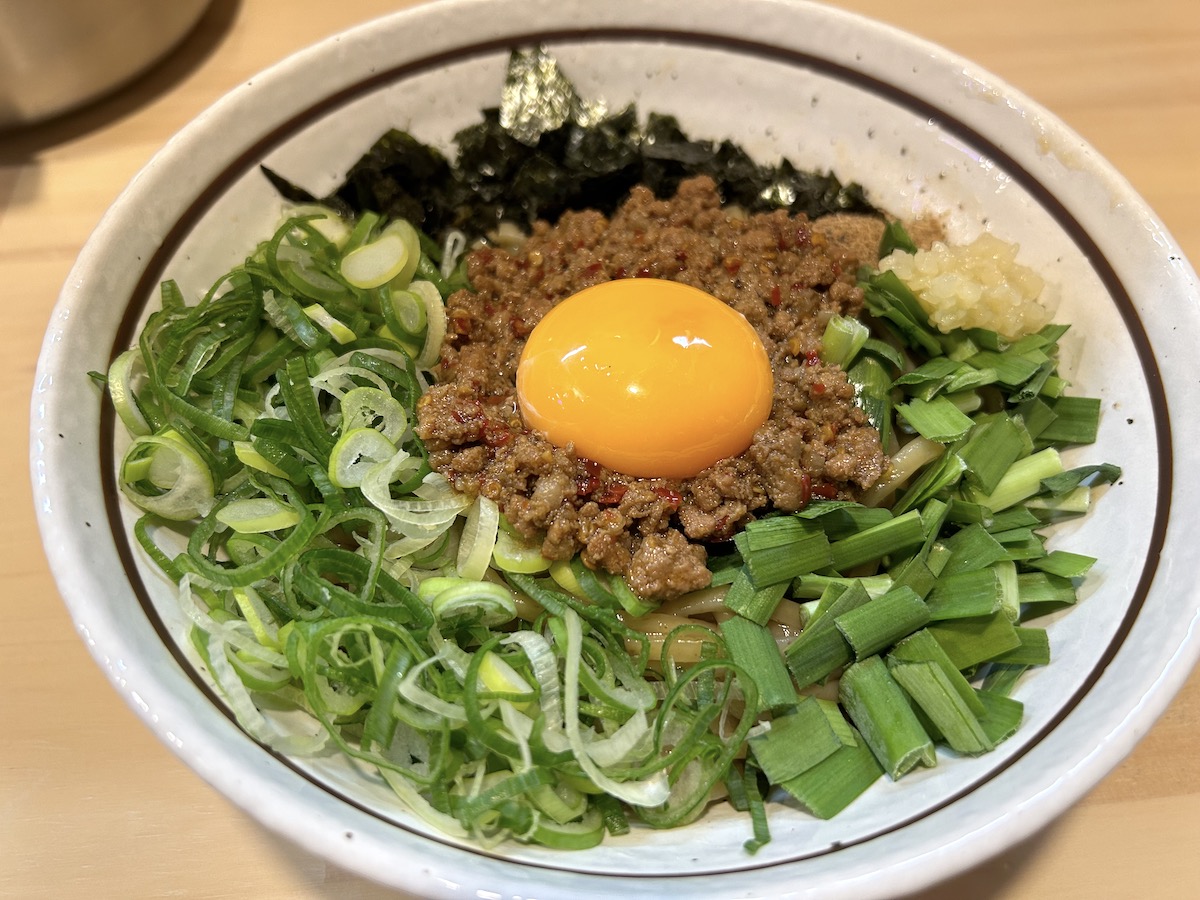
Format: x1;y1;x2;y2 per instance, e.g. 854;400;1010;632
621;612;719;663
656;584;729;618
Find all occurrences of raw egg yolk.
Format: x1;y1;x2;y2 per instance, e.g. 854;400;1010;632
516;278;774;479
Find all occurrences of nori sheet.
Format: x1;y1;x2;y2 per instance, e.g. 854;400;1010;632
262;47;881;244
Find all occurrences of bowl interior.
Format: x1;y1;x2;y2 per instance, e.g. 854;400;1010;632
32;2;1196;896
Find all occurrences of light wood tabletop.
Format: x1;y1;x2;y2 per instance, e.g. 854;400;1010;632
3;1;1198;897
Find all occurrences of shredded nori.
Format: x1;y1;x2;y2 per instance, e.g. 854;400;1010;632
262;48;881;244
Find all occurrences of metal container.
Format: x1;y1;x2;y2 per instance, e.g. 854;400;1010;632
0;0;211;128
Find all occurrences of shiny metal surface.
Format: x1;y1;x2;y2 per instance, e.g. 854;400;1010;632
0;0;211;127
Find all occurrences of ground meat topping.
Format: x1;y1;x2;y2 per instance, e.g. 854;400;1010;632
416;175;888;600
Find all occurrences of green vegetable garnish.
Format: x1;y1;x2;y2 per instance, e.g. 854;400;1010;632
99;52;1122;856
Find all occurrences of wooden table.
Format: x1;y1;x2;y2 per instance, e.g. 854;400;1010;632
3;1;1197;896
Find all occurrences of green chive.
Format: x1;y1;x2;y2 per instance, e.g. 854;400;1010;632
839;656;936;779
888;628;983;715
1037;396;1101;444
1017;571;1079;615
957;414;1029;495
821;314;870;369
879;220;917;257
988;627;1050;666
966;349;1042;388
835;586;931;659
735;517;832;587
778;724;884;819
799;502;894;540
892;453;967;515
889;556;938;600
1040;463;1122;495
888;661;992;755
784;581;871;689
896;395;975;443
847;355;895;450
792;573;894;600
965;447;1064;513
1015;396;1057;440
939;523;1008;577
927;612;1022;670
829;510;925;571
748;697;847;783
722;615;798;713
724;569;789;626
1028;550;1096;579
925;568;1002;620
975;689;1024;745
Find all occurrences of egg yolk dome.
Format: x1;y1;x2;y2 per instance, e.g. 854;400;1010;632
516;278;774;479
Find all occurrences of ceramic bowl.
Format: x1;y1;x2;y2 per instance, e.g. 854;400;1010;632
31;0;1200;896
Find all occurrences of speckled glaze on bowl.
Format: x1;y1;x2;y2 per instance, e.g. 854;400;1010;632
30;0;1200;897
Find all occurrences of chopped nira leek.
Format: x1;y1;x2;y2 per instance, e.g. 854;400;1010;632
748;696;851;783
778;727;884;820
839;655;936;779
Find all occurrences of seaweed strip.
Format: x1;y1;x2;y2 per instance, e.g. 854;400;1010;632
261;48;880;243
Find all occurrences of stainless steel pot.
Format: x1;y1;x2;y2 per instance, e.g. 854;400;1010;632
0;0;211;128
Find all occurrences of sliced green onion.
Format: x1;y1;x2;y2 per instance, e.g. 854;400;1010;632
119;430;216;520
339;385;410;444
492;523;553;574
382;287;428;338
340;228;411;289
560;608;669;807
410;279;447;369
328;427;397;489
457;495;500;580
102;123;1122;851
106;348;152;436
302;303;356;344
215;497;303;534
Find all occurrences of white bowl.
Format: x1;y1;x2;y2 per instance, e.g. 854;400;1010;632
30;0;1200;897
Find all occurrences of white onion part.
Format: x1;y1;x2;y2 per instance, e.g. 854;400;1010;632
562;609;670;807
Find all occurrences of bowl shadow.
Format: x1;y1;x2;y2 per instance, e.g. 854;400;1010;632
0;0;242;214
